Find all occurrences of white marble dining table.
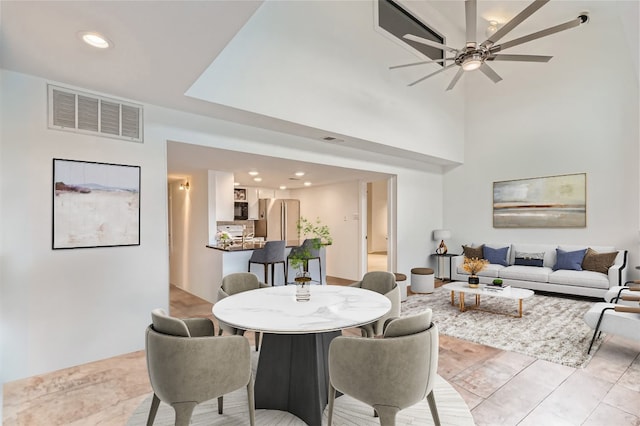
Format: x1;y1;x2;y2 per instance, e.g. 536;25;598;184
213;285;391;426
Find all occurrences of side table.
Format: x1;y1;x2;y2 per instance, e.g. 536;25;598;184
430;253;459;282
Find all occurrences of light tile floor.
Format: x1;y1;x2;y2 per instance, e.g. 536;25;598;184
4;282;640;425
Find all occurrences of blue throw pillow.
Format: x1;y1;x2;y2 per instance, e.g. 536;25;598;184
553;248;587;271
483;246;509;266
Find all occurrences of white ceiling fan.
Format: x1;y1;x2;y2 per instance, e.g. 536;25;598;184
391;0;589;90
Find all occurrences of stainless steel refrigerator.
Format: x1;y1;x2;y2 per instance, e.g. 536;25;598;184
254;199;300;246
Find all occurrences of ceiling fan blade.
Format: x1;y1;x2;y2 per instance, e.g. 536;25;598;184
408;63;457;87
403;34;459;53
465;0;477;44
490;17;584;53
488;54;552;62
389;58;453;70
481;0;549;48
446;68;465;91
479;63;503;84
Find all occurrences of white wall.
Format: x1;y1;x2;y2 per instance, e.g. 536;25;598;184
187;0;465;164
444;11;640;276
0;71;169;381
293;181;362;281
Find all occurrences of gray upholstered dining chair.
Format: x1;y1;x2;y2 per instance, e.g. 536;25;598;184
327;310;440;426
145;309;255;426
287;238;322;283
349;271;401;337
248;240;287;285
217;272;269;351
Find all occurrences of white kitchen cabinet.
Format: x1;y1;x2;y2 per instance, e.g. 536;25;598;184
258;188;275;199
246;187;259;219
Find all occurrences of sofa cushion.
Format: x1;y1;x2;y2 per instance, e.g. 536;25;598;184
483;246;509;266
499;265;552;283
510;243;557;267
462;244;484;259
514;251;545;267
549;270;610;289
553;248;587;271
582;248;618;274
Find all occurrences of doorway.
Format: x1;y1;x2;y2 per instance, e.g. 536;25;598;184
367;180;388;272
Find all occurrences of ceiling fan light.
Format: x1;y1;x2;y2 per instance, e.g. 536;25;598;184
462;57;482;71
485;21;499;38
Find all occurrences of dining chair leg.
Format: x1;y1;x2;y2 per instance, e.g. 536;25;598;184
145;393;160;426
373;405;399;426
327;383;336;426
247;378;256;426
427;390;441;426
217;396;223;414
173;402;197;426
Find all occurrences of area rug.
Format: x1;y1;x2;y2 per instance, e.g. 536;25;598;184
128;353;474;426
403;286;602;368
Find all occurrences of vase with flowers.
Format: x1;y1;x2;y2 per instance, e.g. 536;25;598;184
216;231;232;248
462;257;489;288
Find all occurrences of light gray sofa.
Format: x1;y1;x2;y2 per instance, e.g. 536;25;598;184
451;243;627;298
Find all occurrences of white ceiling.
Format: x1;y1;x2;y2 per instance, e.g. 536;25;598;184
2;0;637;188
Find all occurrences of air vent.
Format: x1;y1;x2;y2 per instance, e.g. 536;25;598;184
48;84;143;143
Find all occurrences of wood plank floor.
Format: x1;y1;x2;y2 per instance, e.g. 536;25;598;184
4;280;640;425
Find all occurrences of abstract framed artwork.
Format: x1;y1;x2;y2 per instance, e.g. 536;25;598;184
52;159;141;249
493;173;586;228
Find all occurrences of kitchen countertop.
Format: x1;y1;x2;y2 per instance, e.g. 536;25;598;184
207;242;297;252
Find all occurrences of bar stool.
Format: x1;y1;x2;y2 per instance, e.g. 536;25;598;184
248;240;287;285
287;238;322;284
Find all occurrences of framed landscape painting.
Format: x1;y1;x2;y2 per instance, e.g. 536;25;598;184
53;159;141;249
493;173;586;228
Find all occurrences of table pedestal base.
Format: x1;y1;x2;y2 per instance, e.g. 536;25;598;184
255;331;341;426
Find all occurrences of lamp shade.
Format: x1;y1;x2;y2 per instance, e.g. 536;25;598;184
433;229;451;241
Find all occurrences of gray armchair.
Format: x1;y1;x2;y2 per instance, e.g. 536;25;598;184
327;310;440;426
248;240;287;285
145;308;255;426
217;272;269;351
349;271;401;337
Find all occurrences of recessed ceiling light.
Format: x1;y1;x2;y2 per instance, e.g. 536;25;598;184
279;185;287;190
304;181;312;186
248;171;259;176
295;171;305;177
234;182;240;186
253;177;262;182
78;31;112;49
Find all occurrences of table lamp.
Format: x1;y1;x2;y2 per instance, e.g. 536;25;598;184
433;229;451;254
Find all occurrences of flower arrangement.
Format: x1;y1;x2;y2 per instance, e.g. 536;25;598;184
462;257;489;276
216;231;232;245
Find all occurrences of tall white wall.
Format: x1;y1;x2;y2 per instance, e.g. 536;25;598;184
444;11;640;275
0;71;169;381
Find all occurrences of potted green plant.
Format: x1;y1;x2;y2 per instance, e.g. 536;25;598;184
289;216;332;300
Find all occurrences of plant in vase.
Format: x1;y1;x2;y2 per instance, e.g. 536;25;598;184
289;217;333;301
216;231;232;247
462;257;489;288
